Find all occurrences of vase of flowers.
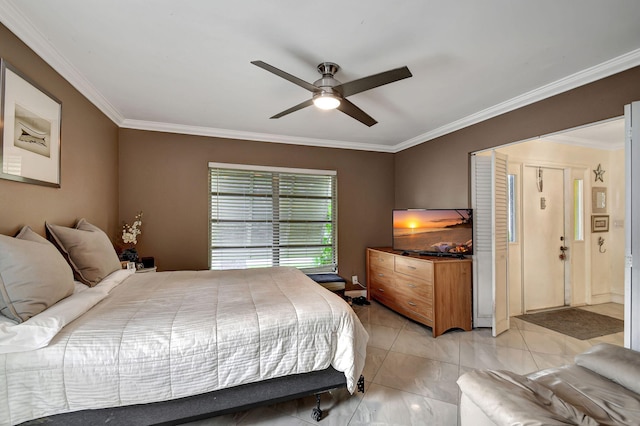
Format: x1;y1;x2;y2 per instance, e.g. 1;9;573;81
119;211;143;262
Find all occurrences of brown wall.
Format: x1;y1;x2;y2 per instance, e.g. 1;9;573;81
4;18;640;286
395;66;640;208
0;24;119;238
118;129;394;279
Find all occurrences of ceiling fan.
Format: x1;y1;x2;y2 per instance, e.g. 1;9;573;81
251;60;412;127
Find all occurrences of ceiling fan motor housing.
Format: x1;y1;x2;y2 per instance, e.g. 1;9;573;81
317;62;339;77
314;62;342;96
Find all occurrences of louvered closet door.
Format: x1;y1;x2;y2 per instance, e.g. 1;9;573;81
471;151;509;336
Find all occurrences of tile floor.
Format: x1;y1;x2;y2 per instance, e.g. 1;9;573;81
184;302;624;426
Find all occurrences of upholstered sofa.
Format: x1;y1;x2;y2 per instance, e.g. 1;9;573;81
457;343;640;425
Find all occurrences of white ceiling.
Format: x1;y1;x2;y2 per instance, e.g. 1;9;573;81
1;1;639;153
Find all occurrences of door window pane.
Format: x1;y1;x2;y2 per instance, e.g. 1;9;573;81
574;179;584;241
508;174;517;243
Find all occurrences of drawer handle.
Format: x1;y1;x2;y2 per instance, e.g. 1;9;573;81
406;266;417;270
378;288;385;292
378;273;385;277
407;301;417;307
406;283;416;288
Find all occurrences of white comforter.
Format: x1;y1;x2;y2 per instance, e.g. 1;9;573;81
0;267;368;426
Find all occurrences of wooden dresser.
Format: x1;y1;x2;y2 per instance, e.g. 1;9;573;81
366;247;472;337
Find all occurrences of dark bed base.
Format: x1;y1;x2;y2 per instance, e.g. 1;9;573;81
21;367;365;425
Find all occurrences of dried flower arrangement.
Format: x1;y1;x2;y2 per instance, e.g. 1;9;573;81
122;211;143;245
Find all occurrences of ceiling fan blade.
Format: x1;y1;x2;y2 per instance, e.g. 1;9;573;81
337;99;377;127
334;66;412;97
251;60;318;93
270;99;314;119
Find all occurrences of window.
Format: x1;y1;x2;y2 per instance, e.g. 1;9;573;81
209;163;337;272
507;174;517;243
574;179;584;241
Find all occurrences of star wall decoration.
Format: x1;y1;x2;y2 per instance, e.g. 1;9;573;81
594;163;605;182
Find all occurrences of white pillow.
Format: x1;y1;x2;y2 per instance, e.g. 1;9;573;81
0;268;134;353
0;287;108;353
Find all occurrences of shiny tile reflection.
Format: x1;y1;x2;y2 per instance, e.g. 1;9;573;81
183;301;624;425
349;383;458;426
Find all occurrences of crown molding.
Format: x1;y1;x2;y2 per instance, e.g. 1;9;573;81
2;0;638;153
393;48;640;152
120;119;396;152
0;0;125;125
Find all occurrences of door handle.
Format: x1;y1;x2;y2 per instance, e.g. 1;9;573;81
559;245;568;261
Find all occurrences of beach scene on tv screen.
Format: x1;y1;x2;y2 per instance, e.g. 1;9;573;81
394;209;472;254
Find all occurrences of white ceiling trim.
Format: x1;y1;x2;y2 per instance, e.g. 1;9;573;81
121;119;396;153
0;0;124;124
394;48;640;152
2;1;639;154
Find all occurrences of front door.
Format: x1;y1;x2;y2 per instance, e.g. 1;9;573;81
523;166;566;311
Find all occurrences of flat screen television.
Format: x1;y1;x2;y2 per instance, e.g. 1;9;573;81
392;209;473;257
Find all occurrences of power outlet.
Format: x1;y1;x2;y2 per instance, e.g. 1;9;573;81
351;275;359;285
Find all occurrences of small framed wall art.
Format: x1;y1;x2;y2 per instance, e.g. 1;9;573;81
591;215;609;233
0;58;62;187
592;187;607;213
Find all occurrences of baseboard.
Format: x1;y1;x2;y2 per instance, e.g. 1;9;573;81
590;293;613;305
345;290;366;298
611;293;624;304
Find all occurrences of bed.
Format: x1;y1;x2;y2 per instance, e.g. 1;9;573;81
0;221;368;425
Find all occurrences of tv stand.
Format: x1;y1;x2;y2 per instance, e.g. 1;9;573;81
366;247;472;337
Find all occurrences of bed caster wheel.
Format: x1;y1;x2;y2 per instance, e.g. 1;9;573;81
311;407;323;421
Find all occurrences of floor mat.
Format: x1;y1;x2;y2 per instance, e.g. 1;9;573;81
516;308;623;340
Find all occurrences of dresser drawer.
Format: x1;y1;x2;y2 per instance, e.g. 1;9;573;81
394;256;433;281
370;281;395;305
396;293;433;320
395;275;433;300
370;265;394;287
369;250;395;270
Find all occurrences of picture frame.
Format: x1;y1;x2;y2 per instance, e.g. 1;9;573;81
591;215;609;233
0;58;62;187
592;186;607;213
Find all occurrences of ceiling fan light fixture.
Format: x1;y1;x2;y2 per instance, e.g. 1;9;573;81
313;92;341;110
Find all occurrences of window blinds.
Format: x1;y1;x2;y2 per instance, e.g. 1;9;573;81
209;163;337;272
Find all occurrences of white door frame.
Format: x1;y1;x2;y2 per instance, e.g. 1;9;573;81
625;102;639;350
505;156;591;314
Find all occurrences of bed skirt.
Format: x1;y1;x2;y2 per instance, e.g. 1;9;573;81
21;366;359;425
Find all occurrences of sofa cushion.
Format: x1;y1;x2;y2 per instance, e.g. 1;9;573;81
457;369;597;425
531;363;640;425
575;343;640;395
